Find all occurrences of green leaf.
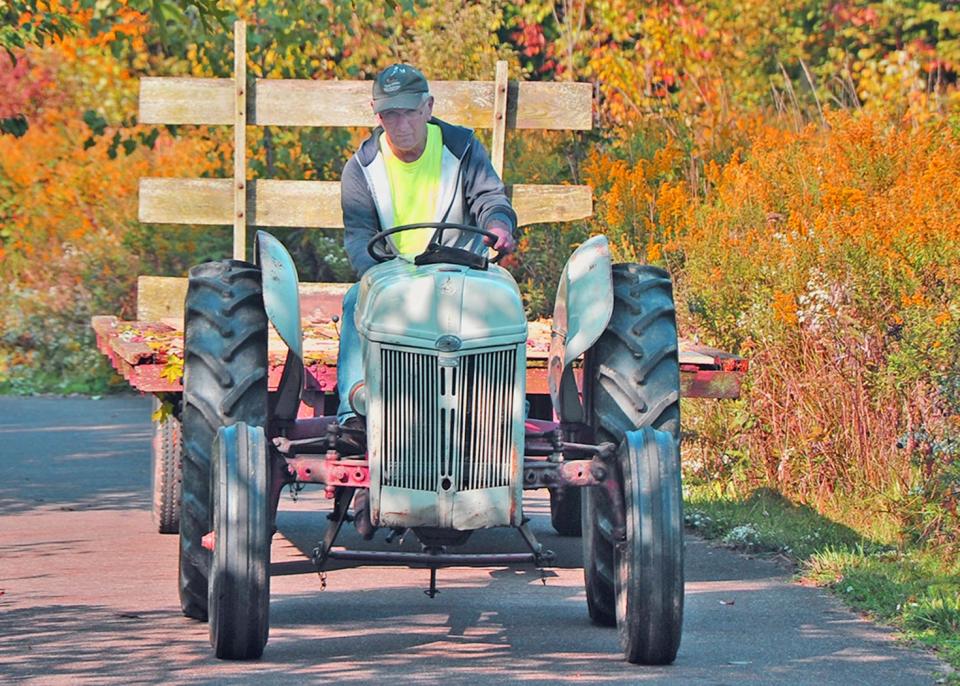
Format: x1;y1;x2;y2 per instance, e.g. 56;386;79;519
82;110;108;136
140;128;160;149
0;115;28;137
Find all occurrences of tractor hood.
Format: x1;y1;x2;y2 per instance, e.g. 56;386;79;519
355;260;527;350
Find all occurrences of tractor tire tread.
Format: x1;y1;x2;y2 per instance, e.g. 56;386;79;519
582;262;681;633
178;259;268;622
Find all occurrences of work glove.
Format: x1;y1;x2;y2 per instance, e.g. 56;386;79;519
483;223;517;255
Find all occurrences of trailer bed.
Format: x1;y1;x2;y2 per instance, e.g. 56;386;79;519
92;290;746;400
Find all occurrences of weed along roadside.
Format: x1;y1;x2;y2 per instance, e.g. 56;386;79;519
684;487;960;677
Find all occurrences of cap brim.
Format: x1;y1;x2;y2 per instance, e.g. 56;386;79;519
373;92;427;113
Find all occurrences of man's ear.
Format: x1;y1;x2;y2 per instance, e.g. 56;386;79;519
425;95;435;117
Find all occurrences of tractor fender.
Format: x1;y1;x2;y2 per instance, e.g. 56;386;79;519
548;234;613;423
255;230;303;359
255;231;305;421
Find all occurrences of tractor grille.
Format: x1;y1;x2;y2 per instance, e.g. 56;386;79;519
380;346;517;492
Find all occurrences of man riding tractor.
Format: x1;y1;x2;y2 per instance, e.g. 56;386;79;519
336;63;518;448
177;61;684;665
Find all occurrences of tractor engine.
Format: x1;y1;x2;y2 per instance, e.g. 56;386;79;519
354;260;527;531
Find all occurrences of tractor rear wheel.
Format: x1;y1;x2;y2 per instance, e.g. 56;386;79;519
582;485;616;625
151;396;182;534
584;263;680;442
581;263;682;632
616;427;683;664
549;487;582;537
209;423;270;660
179;260;268;621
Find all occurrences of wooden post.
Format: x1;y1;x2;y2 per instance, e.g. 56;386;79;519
232;20;247;260
490;61;508;179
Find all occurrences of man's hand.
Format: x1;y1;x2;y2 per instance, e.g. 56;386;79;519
483;223;516;255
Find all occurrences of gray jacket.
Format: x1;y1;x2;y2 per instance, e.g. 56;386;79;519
340;117;517;277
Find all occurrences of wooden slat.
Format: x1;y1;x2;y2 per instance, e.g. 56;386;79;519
137;276;189;322
137;276;352;322
512;81;593;130
139;178;232;225
142;77;593;130
254;80;373;127
139;77;235;125
138;178;341;228
249;179;341;227
490;61;508;177
140;178;592;228
511;184;593;226
233;21;247;260
431;81;493;128
253;79;592;130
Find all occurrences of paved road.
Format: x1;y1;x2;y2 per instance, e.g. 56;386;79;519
0;396;949;685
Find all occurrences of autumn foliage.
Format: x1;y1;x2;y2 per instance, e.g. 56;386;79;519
0;6;224;392
676;114;958;547
1;1;959;545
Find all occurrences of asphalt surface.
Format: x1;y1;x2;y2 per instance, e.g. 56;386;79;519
0;395;950;685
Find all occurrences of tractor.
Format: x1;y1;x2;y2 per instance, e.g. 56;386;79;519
178;222;684;664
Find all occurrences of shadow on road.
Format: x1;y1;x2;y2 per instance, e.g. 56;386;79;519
0;395;153;515
0;396;947;685
274;490;588;574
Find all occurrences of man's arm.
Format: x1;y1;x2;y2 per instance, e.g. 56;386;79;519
341;157;380;277
461;137;518;253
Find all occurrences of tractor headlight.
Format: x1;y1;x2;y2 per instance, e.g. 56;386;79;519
348;381;367;417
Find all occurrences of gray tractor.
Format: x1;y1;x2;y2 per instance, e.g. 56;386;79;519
178;223;683;664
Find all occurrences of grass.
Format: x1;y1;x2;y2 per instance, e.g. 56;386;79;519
684;485;960;679
0;351;125;396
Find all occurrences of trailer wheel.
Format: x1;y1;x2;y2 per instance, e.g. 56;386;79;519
616;427;683;665
151;397;182;534
209;423;270;660
549;487;582;536
179;260;268;621
581;263;682;630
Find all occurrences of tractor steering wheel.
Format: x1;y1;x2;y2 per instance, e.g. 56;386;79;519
366;222;504;266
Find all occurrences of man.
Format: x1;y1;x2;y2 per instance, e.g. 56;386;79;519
336;63;518;430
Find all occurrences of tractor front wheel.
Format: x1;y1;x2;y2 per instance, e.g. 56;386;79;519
615;427;683;665
209;423;271;660
179;260;268;621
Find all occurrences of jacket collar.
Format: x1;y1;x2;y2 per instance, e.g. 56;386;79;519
355;117;473;167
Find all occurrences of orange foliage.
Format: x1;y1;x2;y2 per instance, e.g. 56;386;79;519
772;291;798;327
0;105;220;285
0;13;226;392
583;107;960;541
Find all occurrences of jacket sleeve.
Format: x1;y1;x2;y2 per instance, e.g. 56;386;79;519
341;156;380;278
461;137;518;234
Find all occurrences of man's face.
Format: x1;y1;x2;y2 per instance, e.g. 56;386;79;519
375;96;434;159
